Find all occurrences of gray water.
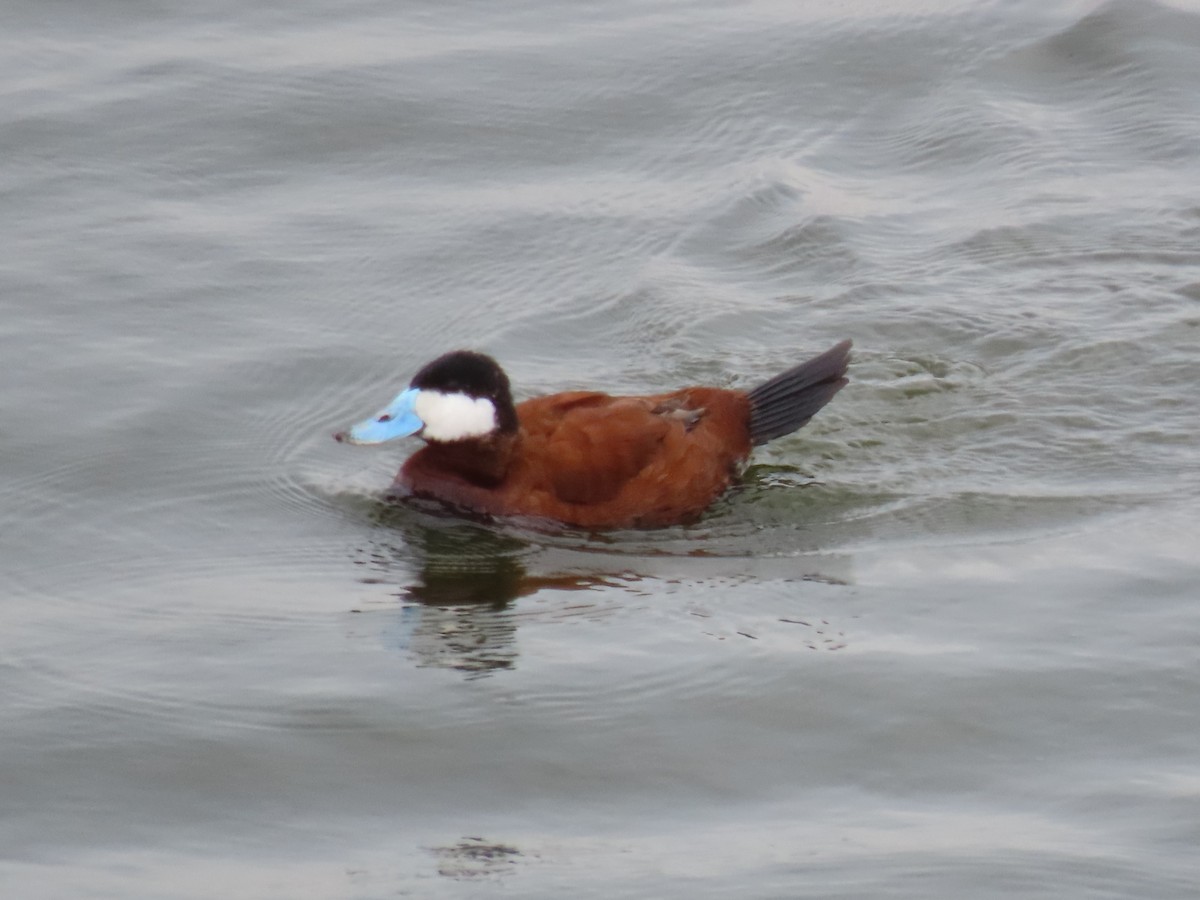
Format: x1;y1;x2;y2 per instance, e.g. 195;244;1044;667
4;1;1200;897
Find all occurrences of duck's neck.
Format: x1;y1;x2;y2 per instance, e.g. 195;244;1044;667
424;431;519;487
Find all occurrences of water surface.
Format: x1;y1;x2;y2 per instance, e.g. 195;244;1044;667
3;0;1200;896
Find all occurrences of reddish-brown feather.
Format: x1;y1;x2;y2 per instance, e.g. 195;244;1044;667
398;387;752;528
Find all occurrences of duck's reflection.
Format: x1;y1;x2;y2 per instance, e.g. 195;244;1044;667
350;493;856;677
356;504;615;677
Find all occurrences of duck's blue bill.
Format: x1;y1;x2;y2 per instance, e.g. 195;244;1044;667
341;387;424;444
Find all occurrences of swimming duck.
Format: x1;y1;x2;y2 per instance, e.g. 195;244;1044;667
335;341;851;528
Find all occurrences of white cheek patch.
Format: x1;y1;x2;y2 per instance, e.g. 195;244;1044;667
413;390;497;442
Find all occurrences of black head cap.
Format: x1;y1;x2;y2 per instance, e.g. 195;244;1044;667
410;350;519;433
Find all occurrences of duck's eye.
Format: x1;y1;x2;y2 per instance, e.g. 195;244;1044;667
378;414;392;422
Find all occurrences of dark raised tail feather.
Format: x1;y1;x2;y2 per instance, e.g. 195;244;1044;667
747;340;851;445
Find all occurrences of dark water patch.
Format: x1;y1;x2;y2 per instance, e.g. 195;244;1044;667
426;835;525;880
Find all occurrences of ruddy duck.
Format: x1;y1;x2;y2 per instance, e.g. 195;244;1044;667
336;341;850;528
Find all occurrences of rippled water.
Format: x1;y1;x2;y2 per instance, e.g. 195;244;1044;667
4;1;1200;896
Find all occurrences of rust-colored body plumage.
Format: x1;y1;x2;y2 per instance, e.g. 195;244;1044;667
397;387;753;528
